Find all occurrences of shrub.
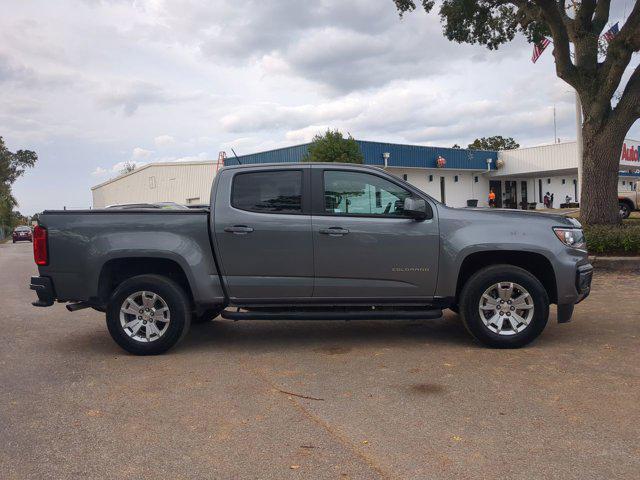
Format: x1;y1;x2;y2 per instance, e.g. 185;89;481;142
583;223;640;255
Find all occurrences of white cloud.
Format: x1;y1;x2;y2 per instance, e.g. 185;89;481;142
91;166;109;177
154;134;175;147
132;147;153;159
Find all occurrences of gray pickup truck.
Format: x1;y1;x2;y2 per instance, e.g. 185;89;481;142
31;163;593;354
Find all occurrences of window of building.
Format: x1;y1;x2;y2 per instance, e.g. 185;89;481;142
232;170;302;213
454;175;459;183
547;178;551;184
622;181;626;186
429;174;433;182
474;176;479;183
324;170;410;217
562;179;566;185
403;174;408;181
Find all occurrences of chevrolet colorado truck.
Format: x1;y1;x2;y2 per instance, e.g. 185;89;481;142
30;163;593;355
619;181;639;219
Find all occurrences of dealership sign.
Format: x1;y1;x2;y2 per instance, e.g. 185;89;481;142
620;140;639;166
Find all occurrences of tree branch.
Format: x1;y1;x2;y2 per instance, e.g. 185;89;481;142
531;0;578;86
592;0;611;34
611;63;640;131
597;2;640;109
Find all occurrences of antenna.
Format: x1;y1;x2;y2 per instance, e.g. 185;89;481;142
231;148;242;165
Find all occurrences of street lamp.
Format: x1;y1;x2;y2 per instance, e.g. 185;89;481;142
382;152;390;168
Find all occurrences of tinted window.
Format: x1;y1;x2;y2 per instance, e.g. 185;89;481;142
232;170;302;213
324;171;411;216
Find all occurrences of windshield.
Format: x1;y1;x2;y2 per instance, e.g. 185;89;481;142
15;226;31;231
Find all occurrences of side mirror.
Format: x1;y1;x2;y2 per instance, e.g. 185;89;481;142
404;196;429;221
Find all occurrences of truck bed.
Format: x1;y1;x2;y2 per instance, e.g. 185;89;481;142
37;209;222;305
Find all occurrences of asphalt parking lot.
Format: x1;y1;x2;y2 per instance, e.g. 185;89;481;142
1;241;639;480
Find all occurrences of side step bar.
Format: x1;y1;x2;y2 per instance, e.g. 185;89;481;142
221;309;443;321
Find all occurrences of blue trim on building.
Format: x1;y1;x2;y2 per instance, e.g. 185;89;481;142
619;171;640;177
226;140;497;171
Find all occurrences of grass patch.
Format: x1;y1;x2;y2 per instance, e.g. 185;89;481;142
584;222;640;255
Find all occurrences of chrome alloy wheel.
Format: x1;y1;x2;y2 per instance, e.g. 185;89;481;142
119;291;171;343
478;282;534;336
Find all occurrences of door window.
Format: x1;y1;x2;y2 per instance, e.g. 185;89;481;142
232;170;302;213
323;170;410;217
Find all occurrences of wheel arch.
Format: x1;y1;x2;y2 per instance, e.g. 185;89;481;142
97;257;194;307
455;251;558;305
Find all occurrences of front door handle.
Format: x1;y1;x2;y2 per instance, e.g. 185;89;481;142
224;225;254;234
319;227;350;236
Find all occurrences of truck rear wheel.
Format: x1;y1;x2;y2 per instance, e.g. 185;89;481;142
106;274;191;355
459;265;549;348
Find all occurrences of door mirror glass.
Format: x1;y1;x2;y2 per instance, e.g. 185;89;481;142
404;197;428;221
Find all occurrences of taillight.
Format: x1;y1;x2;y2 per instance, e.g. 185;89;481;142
33;226;48;266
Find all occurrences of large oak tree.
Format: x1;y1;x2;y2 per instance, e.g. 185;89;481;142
393;0;640;225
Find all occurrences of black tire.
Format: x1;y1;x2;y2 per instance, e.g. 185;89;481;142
459;265;549;348
106;274;191;355
619;202;631;219
192;306;225;324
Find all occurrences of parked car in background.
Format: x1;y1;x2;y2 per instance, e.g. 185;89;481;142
619;182;639;219
31;163;592;355
12;226;32;243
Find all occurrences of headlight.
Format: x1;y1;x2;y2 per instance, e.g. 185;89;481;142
553;227;586;250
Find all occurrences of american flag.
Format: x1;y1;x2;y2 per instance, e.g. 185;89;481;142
531;38;551;63
603;22;619;43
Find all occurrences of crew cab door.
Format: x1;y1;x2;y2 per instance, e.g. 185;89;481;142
212;166;313;302
310;166;439;300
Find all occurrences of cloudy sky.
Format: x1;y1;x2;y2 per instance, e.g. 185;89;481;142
2;0;638;214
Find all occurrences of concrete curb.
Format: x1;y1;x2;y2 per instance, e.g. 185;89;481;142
589;256;640;270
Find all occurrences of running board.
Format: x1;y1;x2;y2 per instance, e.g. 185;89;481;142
220;309;443;321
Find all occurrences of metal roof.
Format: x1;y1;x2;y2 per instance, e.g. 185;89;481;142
225;140;497;171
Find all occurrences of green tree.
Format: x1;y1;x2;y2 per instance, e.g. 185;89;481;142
393;1;640;225
120;161;137;174
0;136;38;230
468;136;520;151
303;129;364;164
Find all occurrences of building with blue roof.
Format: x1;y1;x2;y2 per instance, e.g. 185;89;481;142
92;138;639;210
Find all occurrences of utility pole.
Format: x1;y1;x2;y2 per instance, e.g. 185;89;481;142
575;91;583;202
553;104;558;143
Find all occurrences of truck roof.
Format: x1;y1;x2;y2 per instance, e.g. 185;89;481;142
220;162;383;171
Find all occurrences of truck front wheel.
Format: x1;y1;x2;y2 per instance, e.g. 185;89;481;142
459;265;549;348
106;274;191;355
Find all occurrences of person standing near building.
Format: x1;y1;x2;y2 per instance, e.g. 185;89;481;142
488;189;496;207
543;192;550;208
550;193;554;208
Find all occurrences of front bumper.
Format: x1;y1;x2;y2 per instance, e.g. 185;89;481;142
557;263;593;323
30;276;55;307
575;264;593;303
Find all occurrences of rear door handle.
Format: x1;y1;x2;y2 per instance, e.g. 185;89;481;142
319;227;350;236
224;225;254;234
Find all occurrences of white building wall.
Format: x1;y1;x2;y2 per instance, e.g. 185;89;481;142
92;162;216;208
388;168;490;208
619;178;638;191
497;142;578;175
